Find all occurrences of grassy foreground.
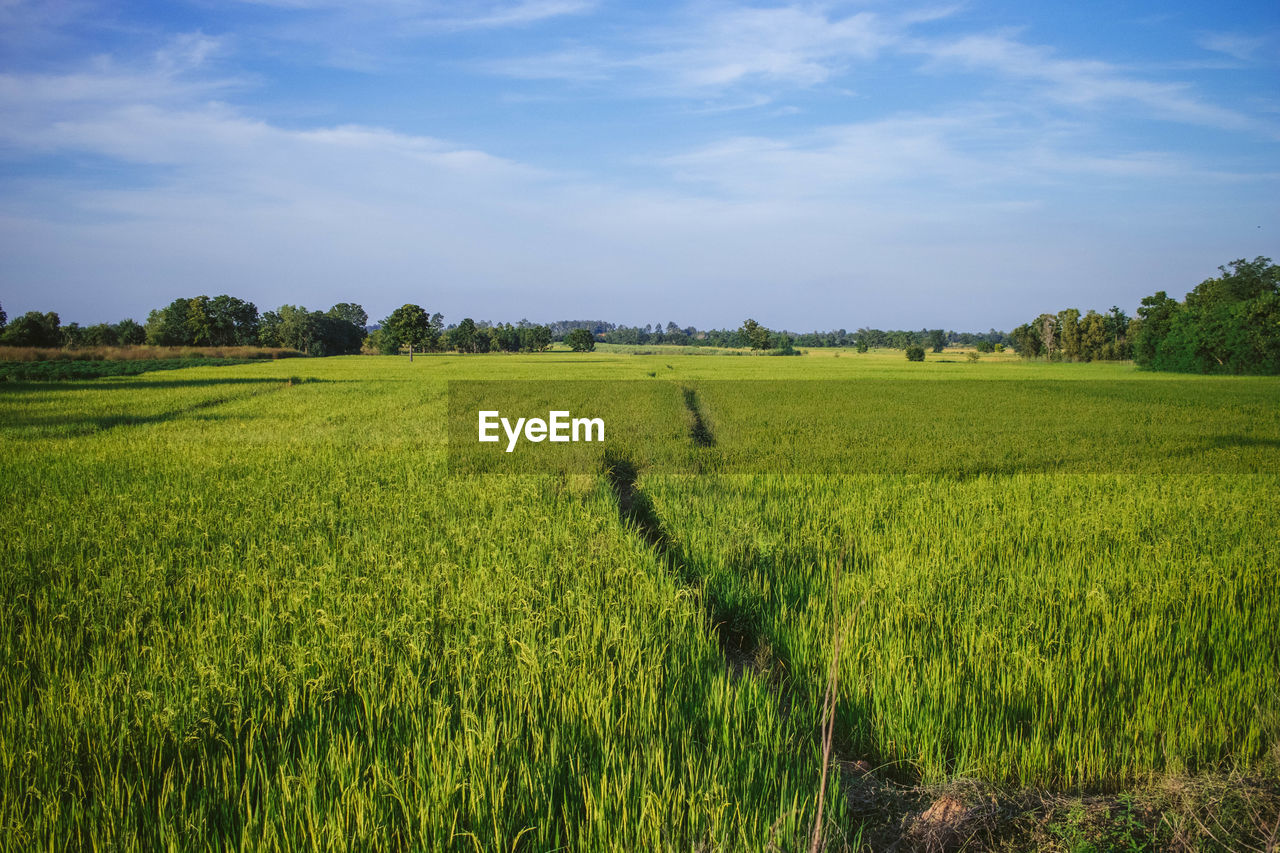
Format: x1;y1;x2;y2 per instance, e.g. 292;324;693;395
1;349;1276;850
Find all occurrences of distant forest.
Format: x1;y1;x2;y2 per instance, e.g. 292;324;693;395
1;257;1275;373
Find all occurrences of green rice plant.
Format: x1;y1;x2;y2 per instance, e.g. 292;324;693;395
1;351;1275;849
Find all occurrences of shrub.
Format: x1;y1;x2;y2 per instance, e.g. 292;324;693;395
565;329;596;352
905;345;925;362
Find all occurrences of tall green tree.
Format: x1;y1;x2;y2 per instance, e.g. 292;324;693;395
1057;309;1081;360
740;318;771;350
565;328;595;352
208;295;260;345
82;323;120;347
522;325;552;352
115;319;146;345
1036;313;1059;359
449;318;478;353
1078;310;1108;361
145;295;258;346
927;329;946;353
274;305;319;353
146;298;191;345
381;304;434;353
258;310;283;347
328;303;368;330
1133;291;1178;365
1;311;61;347
1135;258;1278;374
1010;323;1041;358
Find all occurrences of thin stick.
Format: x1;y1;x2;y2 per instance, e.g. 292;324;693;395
810;553;846;853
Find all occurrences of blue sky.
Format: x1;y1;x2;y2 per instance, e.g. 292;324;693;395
1;0;1277;330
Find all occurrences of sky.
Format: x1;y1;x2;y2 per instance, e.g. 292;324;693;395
1;0;1277;331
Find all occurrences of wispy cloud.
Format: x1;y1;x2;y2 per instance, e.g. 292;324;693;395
1196;31;1270;62
908;31;1275;134
229;0;595;29
483;3;910;98
408;0;596;31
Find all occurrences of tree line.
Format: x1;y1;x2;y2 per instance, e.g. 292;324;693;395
1008;257;1278;374
4;257;1273;372
562;320;1008;350
1008;307;1133;362
0;296;558;356
365;306;556;354
0;295;372;355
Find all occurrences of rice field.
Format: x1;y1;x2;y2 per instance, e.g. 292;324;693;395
1;350;1277;850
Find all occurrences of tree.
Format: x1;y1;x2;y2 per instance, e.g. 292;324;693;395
449;318;478;353
0;303;6;333
82;323;120;347
1037;313;1059;359
259;310;283;347
1;311;61;347
381;304;432;352
1057;309;1081;360
328;303;368;330
115;319;146;345
905;345;925;362
146;298;191;346
927;329;946;353
207;295;260;345
740;318;771;350
493;323;522;353
184;296;216;346
1009;323;1041;358
61;323;85;348
1106;306;1130;359
275;305;319;353
1133;291;1178;366
314;312;363;355
565;328;596;352
522;325;552;352
1078;310;1108;361
1153;257;1280;374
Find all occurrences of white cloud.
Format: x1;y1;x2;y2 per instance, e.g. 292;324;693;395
909;31;1273;134
1197;31;1268;62
227;0;595;29
408;0;596;31
484;2;905;98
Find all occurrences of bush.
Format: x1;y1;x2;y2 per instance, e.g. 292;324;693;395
905;345;925;362
564;329;596;352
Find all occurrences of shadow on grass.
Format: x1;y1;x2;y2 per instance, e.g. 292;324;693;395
0;377;338;394
0;379;309;436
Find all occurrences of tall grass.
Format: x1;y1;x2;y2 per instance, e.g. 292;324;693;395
1;352;1275;848
0;359;840;850
0;345;303;362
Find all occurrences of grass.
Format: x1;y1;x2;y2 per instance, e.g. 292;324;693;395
0;356;265;382
0;345;304;362
1;350;1276;850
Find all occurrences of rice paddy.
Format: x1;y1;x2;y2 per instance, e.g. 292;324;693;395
1;349;1277;850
